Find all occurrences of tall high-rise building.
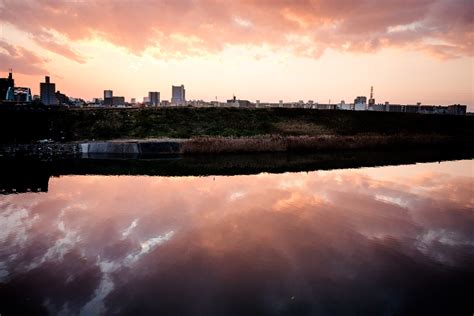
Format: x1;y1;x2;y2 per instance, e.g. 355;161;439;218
148;91;160;106
171;85;185;105
40;76;58;105
104;90;113;99
0;69;14;101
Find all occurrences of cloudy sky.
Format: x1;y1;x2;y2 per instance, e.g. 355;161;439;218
0;0;472;107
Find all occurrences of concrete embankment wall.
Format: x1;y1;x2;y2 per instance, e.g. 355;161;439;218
0;135;471;157
81;141;182;155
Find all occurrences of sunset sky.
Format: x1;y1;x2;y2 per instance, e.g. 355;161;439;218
0;0;472;108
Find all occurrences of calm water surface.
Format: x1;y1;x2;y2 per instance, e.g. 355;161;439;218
1;159;473;315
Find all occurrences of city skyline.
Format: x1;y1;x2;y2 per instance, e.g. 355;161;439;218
1;69;470;111
0;0;473;108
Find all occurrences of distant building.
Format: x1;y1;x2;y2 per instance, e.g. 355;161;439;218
354;96;367;111
104;90;113;99
447;104;467;115
69;97;85;107
171;85;186;105
55;90;69;105
315;104;336;110
40;76;58;105
130;98;136;104
102;89;125;106
337;101;352;110
418;105;434;114
239;100;252;107
388;104;403;112
104;96;125;106
0;70;14;101
226;95;251;107
419;105;448;115
148;91;160;106
404;104;420;113
11;87;32;103
368;103;387;112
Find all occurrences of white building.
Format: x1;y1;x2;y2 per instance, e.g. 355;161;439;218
354;96;367;111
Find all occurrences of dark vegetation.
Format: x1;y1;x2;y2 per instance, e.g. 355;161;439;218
0;106;473;143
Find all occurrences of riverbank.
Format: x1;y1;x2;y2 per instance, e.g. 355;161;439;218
0;134;472;157
0;107;473;143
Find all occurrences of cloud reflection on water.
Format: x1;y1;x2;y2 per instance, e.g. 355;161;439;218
0;160;473;315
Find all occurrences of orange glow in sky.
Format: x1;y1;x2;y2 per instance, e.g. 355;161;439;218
0;0;472;108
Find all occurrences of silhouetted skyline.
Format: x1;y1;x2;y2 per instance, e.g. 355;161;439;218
0;0;472;108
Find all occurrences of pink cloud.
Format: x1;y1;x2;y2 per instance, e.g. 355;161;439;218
33;33;86;63
0;0;472;60
0;40;48;75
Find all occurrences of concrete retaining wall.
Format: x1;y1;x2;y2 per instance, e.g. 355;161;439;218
80;141;183;155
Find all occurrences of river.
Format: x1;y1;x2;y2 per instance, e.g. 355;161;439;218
0;159;473;315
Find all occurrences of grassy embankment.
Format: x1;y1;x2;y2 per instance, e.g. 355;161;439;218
0;107;472;153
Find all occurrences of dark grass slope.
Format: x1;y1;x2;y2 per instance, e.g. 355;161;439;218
0;106;473;143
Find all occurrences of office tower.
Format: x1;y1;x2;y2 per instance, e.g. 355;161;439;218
148;91;160;106
171;85;185;105
0;69;14;101
40;76;58;105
